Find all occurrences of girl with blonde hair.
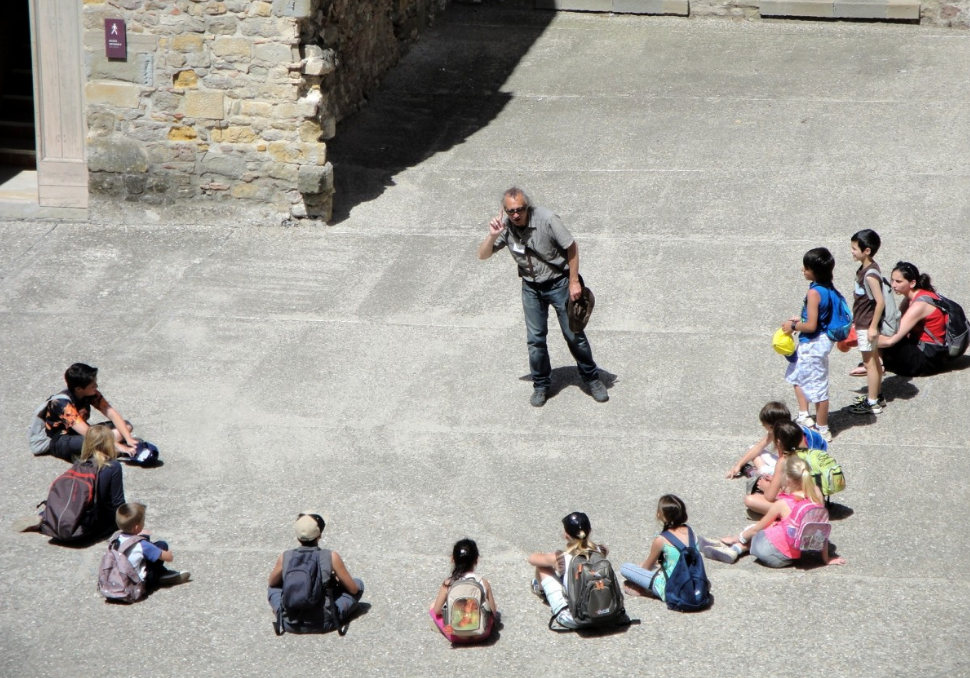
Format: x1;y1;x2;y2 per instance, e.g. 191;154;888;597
527;512;608;628
703;456;845;568
78;425;127;536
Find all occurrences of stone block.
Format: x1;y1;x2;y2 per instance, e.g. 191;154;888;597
272;0;314;18
250;1;273;16
613;0;689;13
205;15;239;35
254;42;294;64
184;90;226;119
88;135;150;173
760;0;834;15
303;53;337;76
174;69;199;88
240;101;274;117
210;126;257;143
172;34;206;53
535;0;611;9
87;111;116;135
267;163;298;181
298;120;322;142
231;182;272;199
297;164;333;194
84;31;158;52
205;1;228;14
833;0;886;17
168;125;198;141
86;82;141;108
200;153;247;178
213;37;252;60
885;0;920;18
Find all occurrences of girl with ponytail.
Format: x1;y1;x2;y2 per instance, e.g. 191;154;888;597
528;512;608;628
431;538;497;643
878;261;951;376
702;456;845;568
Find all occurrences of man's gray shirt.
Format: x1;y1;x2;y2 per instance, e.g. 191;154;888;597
492;206;574;284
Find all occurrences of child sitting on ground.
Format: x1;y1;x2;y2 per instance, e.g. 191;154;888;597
620;494;713;608
702;456;845;568
112;502;190;590
430;538;498;643
726;401;828;484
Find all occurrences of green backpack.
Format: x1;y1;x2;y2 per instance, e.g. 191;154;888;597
796;448;846;498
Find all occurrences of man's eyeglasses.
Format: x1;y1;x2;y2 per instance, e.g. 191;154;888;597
505;206;527;216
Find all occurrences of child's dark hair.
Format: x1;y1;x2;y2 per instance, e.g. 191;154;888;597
759;401;791;428
851;229;881;256
451;538;479;580
893;261;935;293
803;247;835;285
65;363;98;392
772;420;804;454
656;494;688;532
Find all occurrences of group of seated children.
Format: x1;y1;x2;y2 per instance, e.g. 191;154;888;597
16;364;190;599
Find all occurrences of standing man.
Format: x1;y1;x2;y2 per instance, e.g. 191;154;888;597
478;187;608;407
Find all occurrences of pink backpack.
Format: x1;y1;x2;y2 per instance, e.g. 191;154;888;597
98;532;148;603
787;501;831;553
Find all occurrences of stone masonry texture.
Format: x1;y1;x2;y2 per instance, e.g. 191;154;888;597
83;0;449;220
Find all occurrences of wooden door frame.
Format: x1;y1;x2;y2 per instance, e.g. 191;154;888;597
28;0;88;209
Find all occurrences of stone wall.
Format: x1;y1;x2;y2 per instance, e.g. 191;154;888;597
667;0;968;26
82;0;448;221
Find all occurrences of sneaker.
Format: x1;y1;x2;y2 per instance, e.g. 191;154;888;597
586;379;609;403
852;393;886;407
818;428;833;442
848;399;883;415
530;578;545;599
157;570;191;586
530;389;547;408
745;508;764;521
795;414;815;428
700;542;739;564
12;514;41;532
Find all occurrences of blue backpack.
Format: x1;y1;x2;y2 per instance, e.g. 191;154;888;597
824;287;853;342
659;528;712;612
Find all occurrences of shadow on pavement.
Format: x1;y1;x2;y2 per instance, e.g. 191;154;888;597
328;1;554;223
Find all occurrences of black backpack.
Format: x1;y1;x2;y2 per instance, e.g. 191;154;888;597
276;547;347;635
552;551;626;631
659;528;713;612
918;294;970;360
38;461;100;542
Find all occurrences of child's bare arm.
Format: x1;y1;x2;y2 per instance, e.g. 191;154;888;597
727;433;771;478
431;581;449;615
158;548;174;563
639;536;665;571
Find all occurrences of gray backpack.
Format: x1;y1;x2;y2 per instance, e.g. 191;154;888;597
28;392;71;455
98;532;148;604
864;272;901;337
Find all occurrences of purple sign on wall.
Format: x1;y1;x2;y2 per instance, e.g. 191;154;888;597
105;19;127;59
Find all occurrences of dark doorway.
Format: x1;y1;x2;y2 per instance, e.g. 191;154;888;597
0;1;37;169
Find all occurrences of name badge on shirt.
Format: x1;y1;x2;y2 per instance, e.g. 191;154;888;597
511;242;526;254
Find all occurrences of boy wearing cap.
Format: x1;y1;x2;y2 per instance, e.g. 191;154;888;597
267;512;364;634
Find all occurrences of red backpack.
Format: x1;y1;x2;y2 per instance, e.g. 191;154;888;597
38;461;100;542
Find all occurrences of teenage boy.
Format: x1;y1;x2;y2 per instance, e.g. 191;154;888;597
40;363;138;461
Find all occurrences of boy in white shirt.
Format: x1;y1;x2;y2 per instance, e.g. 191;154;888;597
114;502;190;589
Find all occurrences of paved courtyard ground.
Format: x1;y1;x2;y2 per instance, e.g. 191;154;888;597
2;4;969;677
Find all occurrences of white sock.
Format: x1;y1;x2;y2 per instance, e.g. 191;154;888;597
817;424;829;433
798;411;810;420
867;398;879;405
539;577;568;615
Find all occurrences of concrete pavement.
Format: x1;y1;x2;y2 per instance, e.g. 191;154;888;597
2;4;969;677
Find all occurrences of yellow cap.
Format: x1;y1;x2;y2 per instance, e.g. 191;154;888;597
772;328;796;356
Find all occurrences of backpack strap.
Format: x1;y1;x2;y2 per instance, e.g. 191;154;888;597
114;532;148;555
